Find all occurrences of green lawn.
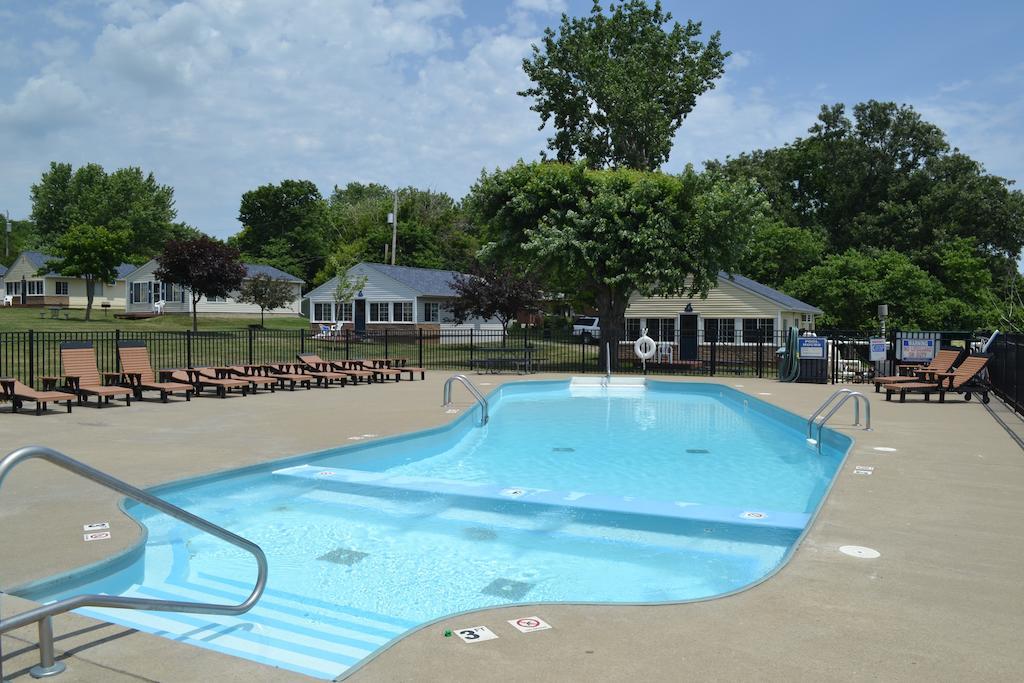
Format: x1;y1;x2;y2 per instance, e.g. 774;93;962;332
0;307;309;332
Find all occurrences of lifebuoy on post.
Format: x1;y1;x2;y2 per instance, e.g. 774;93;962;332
634;335;657;360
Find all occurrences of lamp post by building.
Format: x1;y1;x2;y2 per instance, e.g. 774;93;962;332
878;304;889;335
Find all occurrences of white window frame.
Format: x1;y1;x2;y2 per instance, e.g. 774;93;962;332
131;281;151;304
313;302;334;322
6;281;19;296
392;301;413;323
424;302;440;323
336;301;353;322
26;280;44;296
55;281;69;296
369;301;390;322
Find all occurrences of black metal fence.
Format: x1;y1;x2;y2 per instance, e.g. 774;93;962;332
986;333;1024;413
0;326;1008;394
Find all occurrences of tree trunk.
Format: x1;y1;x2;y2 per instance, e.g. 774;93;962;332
192;294;200;332
84;278;94;321
595;284;630;373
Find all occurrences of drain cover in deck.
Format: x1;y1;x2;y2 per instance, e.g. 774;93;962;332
481;579;534;601
317;548;368;566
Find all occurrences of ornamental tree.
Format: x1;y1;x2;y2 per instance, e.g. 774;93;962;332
236;273;295;327
448;262;543;341
46;224;130;321
468;162;765;369
520;0;728;170
154;236;246;331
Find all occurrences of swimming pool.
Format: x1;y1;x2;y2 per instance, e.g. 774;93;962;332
21;380;851;680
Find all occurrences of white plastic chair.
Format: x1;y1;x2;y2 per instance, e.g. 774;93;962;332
2;295;14;307
656;342;674;363
153;300;166;315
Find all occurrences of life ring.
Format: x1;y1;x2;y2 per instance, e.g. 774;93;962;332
634;335;657;360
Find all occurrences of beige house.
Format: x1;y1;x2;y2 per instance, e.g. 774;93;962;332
123;259;303;316
625;272;821;360
2;251;133;308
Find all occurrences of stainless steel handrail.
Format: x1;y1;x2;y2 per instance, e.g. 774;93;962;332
807;388;853;437
814;391;872;451
0;446;268;678
443;374;489;425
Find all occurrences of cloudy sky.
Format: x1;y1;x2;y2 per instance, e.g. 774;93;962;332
1;0;1022;238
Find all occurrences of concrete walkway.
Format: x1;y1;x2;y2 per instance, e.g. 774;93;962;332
1;374;1022;682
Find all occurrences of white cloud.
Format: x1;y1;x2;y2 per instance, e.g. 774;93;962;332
513;0;567;12
44;6;91;31
0;72;91;134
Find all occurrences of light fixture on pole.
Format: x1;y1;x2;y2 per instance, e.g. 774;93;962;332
878;304;888;335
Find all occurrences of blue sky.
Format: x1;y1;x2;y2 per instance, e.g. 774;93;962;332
1;0;1021;238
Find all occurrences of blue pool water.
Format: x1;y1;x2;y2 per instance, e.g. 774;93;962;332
22;381;851;680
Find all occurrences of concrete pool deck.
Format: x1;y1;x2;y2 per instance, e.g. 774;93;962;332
1;374;1022;681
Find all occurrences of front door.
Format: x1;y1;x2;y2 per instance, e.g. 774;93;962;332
679;313;699;361
355;299;366;334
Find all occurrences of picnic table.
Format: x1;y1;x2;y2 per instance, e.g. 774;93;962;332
468;347;543;374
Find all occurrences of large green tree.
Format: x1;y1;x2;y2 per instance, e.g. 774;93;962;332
46;224;130;320
520;0;728;170
234;179;331;284
30;162;181;261
468;162;765;368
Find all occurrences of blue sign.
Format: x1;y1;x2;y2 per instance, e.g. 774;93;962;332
869;338;887;361
798;337;826;359
901;338;935;361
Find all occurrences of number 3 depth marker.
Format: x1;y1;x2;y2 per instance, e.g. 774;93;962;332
454;626;498;643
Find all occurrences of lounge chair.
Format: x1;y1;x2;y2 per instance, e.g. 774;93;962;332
116;340;193;402
0;378;74;415
261;364;313;391
884;355;990;403
223;365;280;393
194;367;274;394
873;348;962;393
58;341;133;407
387;358;426;381
342;359;402;382
165;369;249;398
291;356;349;387
297;353;376;384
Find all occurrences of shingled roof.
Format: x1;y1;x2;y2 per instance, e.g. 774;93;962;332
719;272;822;314
363;263;460;297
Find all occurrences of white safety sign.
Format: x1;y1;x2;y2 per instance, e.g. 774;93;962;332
455;626;498;643
508;617;552;633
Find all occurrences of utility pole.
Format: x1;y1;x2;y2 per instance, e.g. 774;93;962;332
4;210;9;259
389;190;398;265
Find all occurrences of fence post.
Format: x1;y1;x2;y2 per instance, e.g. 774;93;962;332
384;329;389;359
28;329;34;388
345;329;350;360
709;337;717;376
757;338;763;378
186;329;193;368
300;328;306;353
418;327;424;368
248;327;255;365
115;329;121;371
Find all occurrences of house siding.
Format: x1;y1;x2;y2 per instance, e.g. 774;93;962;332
4;254;126;307
627;277;782;319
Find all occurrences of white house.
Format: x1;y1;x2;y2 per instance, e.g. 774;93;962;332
2;251;134;308
303;262;501;333
124;260;304;316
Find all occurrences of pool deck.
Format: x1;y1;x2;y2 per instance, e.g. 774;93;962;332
2;374;1022;681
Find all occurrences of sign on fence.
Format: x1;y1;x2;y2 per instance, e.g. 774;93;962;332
900;338;935;361
869;338;887;361
797;337;826;359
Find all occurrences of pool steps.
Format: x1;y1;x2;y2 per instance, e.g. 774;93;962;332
271;464;811;532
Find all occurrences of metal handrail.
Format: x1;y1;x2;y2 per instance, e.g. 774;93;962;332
807;388;853;436
0;446;268;678
814;391;872;451
443;374;489;425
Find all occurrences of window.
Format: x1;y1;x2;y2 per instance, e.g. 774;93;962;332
337;302;353;322
131;282;149;304
703;318;735;343
313;302;333;322
626;318;641;340
424;302;440;323
393;301;413;322
26;281;43;296
801;313;815;331
648;318;675;342
369;302;390;322
742;318;775;342
55;281;69;296
160;282;178;302
207;295;226;303
6;281;19;296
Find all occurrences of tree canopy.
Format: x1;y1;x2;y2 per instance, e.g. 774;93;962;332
155;236;246;331
520;0;728;170
47;224;130;321
448;262;543;337
237;273;296;327
468;161;765;367
30;162;186;262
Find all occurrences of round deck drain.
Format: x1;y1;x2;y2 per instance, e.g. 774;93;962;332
873;447;898;452
839;545;880;559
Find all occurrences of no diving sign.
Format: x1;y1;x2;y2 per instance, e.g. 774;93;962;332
508;616;552;633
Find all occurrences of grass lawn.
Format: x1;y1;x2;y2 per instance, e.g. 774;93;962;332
0;307;309;332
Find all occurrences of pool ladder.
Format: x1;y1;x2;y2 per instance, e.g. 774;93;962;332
0;446;268;679
807;388;872;452
443;374;489;426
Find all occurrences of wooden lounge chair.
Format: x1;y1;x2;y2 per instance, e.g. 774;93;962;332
261;364;313;391
165;369;249;398
194;366;274;394
291;356;349;387
342;358;402;382
884;355;990;403
59;341;133;407
0;378;74;415
873;348;961;393
224;365;280;393
116;340;193;402
297;353;376;384
388;358;426;381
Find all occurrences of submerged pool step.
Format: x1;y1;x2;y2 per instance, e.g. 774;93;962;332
272;464;810;532
72;541;414;680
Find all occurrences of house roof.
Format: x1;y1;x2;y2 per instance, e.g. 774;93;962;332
245;263;304;283
363;262;460;297
0;264;6;278
719;272;822;314
20;251;137;280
